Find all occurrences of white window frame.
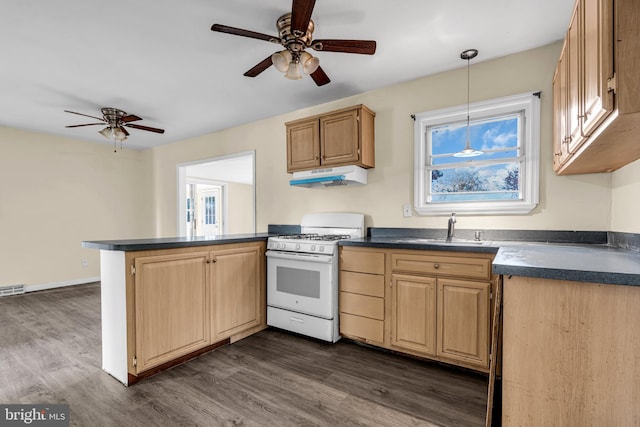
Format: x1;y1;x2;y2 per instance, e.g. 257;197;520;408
414;91;540;215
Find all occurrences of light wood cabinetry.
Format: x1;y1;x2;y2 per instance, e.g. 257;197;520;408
553;0;640;175
502;275;640;425
286;105;375;173
210;245;263;342
125;242;266;379
390;274;436;355
437;278;489;367
339;248;385;344
339;246;495;372
133;251;211;373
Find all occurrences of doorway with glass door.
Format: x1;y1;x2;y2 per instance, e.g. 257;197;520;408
186;182;224;238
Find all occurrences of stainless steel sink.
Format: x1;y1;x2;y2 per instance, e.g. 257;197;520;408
391;238;491;246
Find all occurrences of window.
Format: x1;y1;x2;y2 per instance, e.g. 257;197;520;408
204;196;216;225
414;92;540;215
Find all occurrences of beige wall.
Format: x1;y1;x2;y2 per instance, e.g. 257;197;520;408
151;42;612;234
226;182;254;234
0;127;154;287
611;160;640;233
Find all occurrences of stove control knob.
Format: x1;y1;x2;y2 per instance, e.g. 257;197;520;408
295;244;301;250
319;246;325;252
311;245;316;251
279;243;286;250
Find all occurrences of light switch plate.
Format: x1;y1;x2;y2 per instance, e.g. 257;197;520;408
402;204;412;217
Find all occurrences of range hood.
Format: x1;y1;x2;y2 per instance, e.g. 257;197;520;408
289;165;368;188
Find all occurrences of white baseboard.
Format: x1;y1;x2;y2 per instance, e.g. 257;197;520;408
25;276;100;293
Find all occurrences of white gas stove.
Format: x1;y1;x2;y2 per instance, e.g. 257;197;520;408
266;212;364;342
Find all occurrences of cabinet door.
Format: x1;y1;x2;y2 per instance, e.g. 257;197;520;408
287;119;320;172
437;278;489;368
320;108;360;166
211;245;262;341
553;42;571;170
581;0;614;137
390;274;437;356
134;251;210;373
567;5;584;154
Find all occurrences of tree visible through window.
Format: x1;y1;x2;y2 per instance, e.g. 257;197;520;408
414;92;540;215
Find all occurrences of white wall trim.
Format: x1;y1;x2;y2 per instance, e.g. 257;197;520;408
25;276;100;293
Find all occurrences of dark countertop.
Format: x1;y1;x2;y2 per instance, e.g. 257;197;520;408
340;236;640;287
82;233;270;251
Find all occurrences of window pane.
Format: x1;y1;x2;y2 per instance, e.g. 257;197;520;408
429;115;520;165
429;162;520;202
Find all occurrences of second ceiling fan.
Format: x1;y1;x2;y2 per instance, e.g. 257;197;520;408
211;0;376;86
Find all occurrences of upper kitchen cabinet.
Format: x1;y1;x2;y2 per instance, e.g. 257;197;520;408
286;105;375;173
553;0;640;175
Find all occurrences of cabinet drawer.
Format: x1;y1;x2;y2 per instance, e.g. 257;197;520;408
341;249;385;274
340;292;384;320
340;271;385;297
391;253;491;280
340;313;384;343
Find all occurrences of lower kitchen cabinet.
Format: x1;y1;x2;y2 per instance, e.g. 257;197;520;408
210;245;263;341
390;274;436;356
339;246;495;372
339;248;386;344
437;278;489;367
134;251;211;373
97;241;267;384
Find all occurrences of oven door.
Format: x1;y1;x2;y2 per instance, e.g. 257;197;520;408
266;250;335;319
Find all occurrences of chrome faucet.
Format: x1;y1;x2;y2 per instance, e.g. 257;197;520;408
446;213;456;242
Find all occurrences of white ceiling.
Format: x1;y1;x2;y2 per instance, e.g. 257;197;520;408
1;0;573;150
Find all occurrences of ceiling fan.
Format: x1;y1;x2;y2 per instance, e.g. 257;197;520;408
64;108;165;146
211;0;376;86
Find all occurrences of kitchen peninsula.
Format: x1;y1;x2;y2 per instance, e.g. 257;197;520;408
85;228;640;425
83;234;269;385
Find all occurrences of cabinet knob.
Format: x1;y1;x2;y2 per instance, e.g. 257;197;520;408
206;259;211;264
211;257;217;263
433;263;439;269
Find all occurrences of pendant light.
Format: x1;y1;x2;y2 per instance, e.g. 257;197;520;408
454;48;483;158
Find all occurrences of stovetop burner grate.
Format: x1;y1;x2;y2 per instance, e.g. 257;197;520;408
276;233;352;241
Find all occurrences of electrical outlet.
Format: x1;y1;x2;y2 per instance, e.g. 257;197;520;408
81;258;89;268
402;203;412;217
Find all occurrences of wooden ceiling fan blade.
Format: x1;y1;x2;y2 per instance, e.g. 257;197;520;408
291;0;316;36
211;24;280;44
121;114;142;123
244;56;274;77
119;126;130;136
65;123;105;128
64;110;106;122
310;66;330;86
311;39;377;55
125;123;165;134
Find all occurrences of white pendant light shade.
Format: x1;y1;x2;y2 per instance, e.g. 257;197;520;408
113;127;127;142
454;49;482;158
299;51;320;75
285;61;303;80
271;50;292;73
99;127;112;139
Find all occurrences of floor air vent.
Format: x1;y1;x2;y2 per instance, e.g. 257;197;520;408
0;284;25;297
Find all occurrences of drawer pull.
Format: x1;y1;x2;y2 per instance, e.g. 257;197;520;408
434;263;439;269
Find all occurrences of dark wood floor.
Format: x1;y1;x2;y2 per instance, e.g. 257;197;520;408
0;283;488;426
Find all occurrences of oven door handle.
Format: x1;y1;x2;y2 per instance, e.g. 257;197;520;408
266;250;334;264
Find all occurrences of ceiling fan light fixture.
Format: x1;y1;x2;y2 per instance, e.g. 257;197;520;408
99;126;113;140
300;51;320;75
113;127;127;142
284;61;303;80
271;50;291;73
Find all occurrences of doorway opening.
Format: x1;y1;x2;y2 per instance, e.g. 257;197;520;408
177;151;255;237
